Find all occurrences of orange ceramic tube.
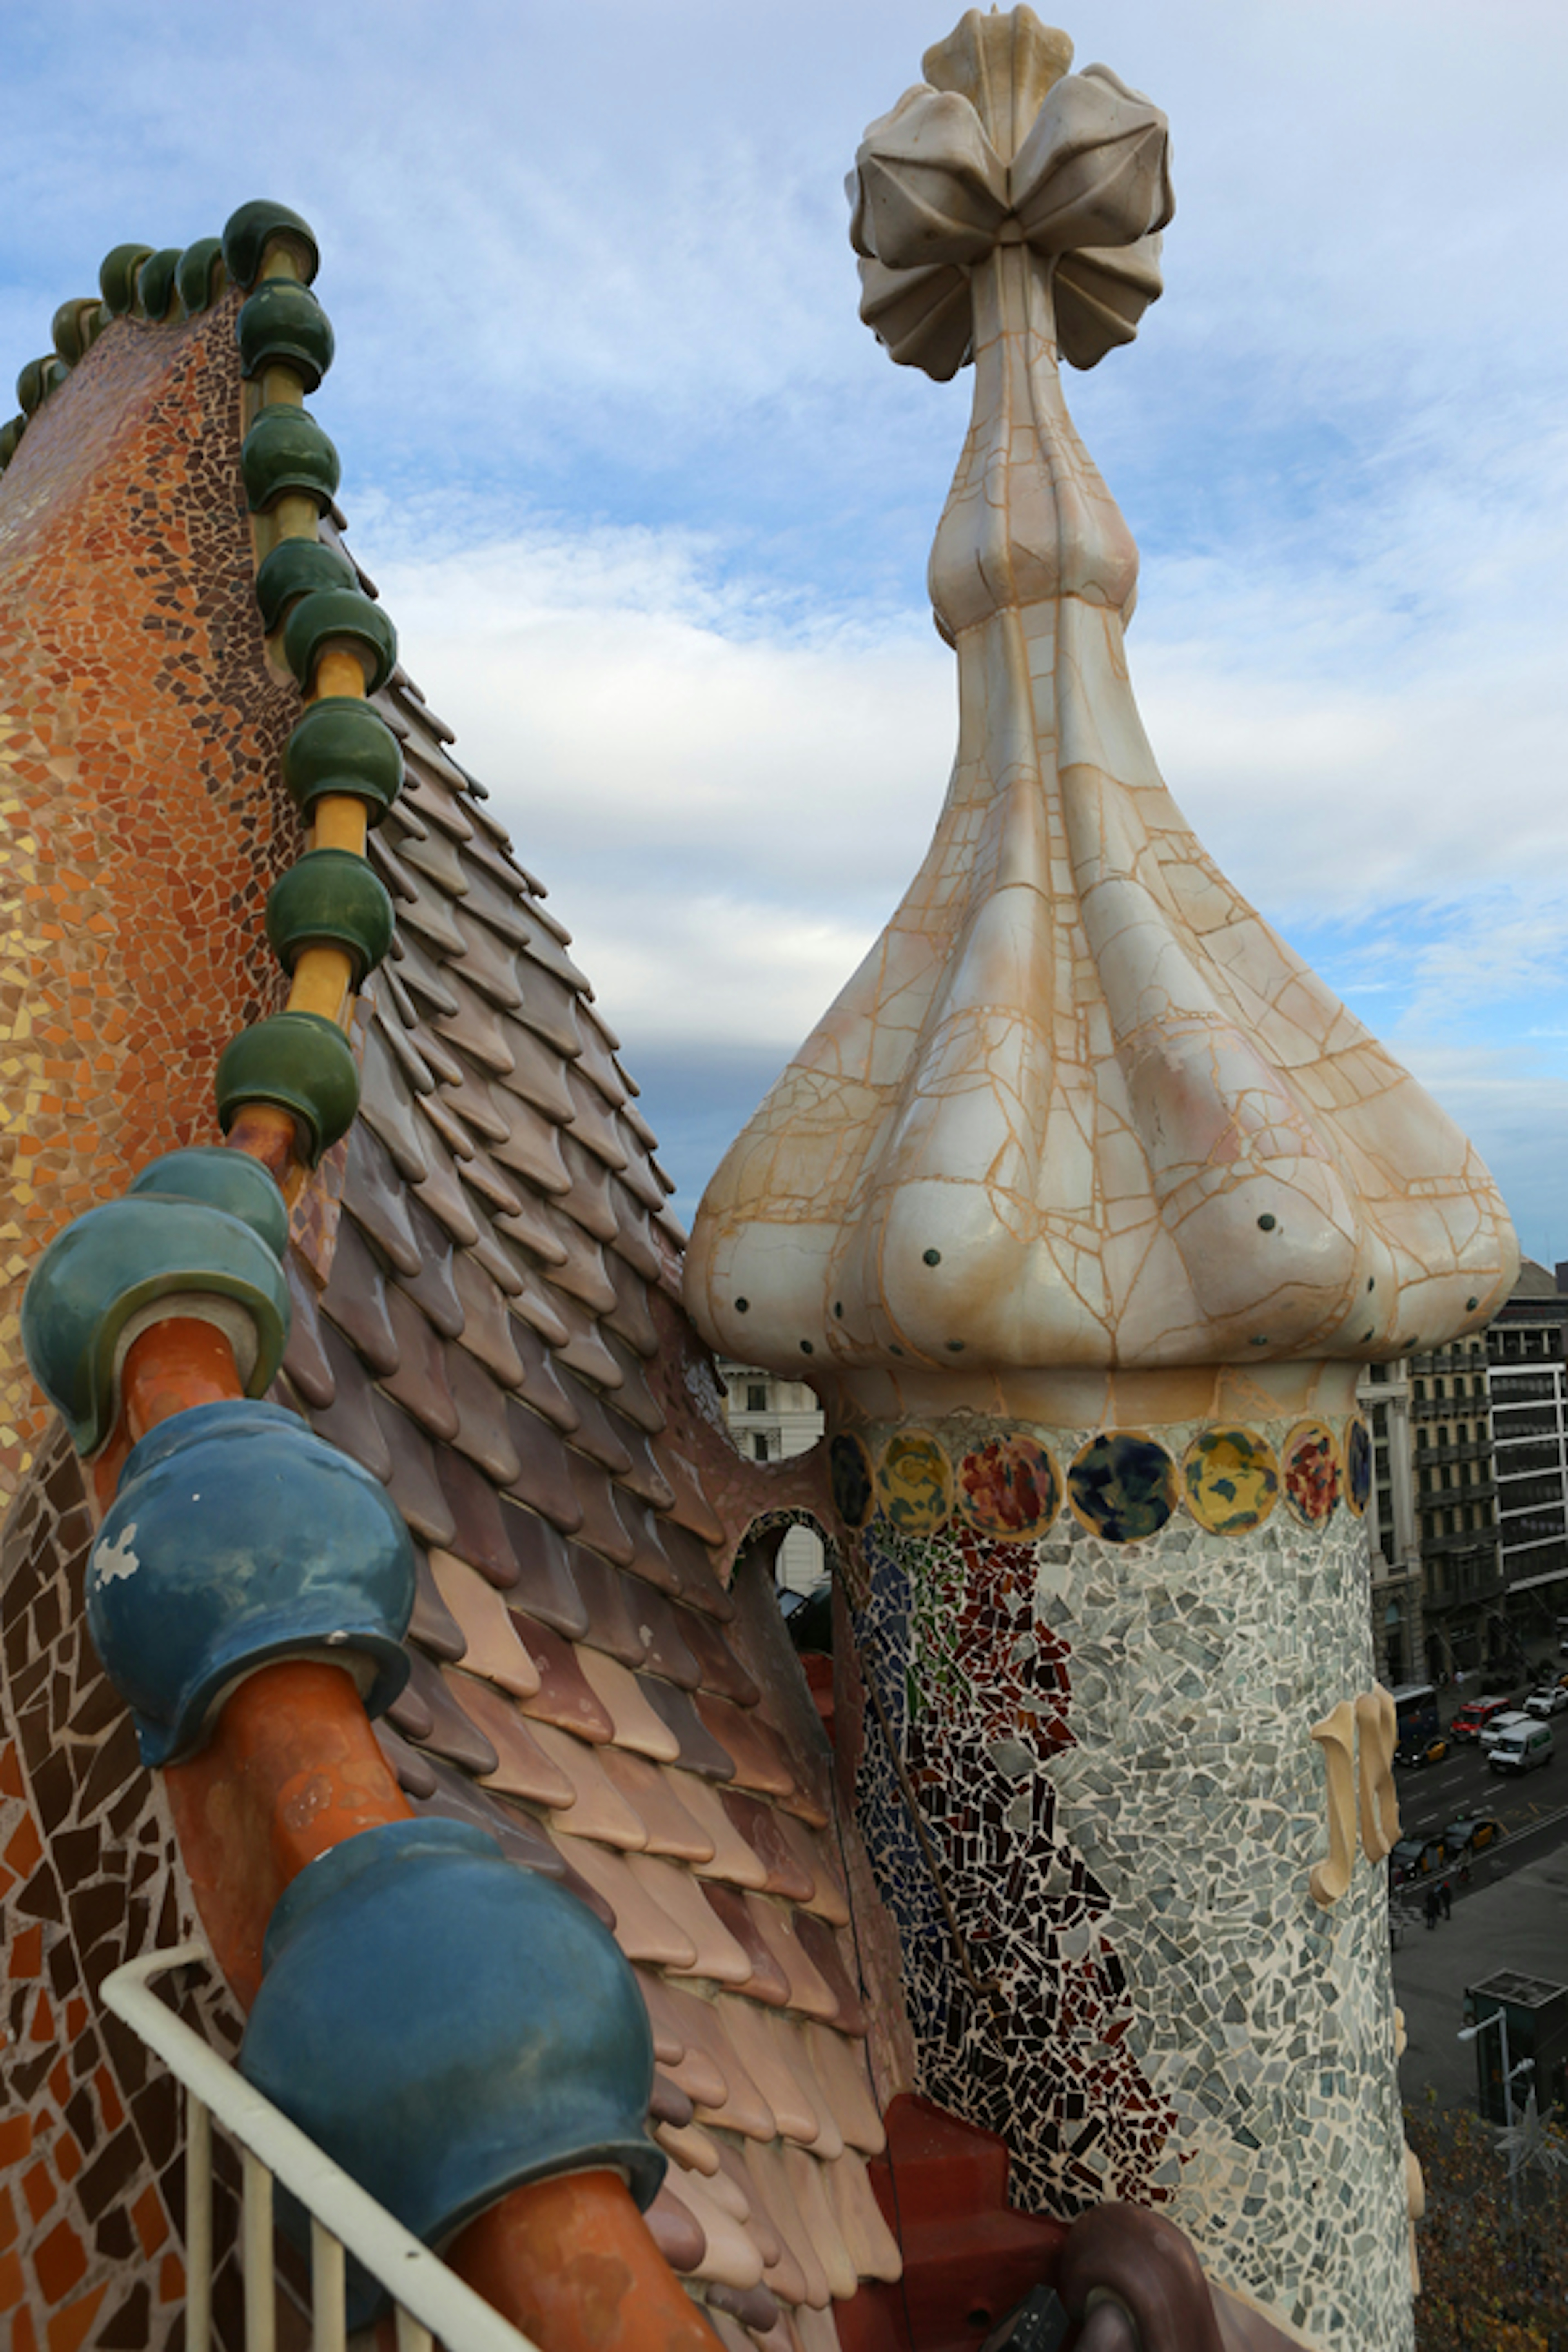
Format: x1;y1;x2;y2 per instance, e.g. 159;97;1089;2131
449;2171;723;2352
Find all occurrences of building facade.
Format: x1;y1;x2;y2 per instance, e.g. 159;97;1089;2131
716;1358;826;1592
1486;1261;1568;1662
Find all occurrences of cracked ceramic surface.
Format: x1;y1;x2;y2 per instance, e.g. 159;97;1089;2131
686;8;1517;1394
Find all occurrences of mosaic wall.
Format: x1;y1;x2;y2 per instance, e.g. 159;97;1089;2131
835;1408;1412;2352
0;294;296;1500
0;1423;250;2350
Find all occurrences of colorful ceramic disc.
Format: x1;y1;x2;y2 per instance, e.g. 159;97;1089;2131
1344;1417;1372;1517
875;1432;953;1535
957;1434;1061;1541
1282;1420;1341;1526
1182;1427;1280;1536
1068;1432;1178;1545
829;1431;876;1530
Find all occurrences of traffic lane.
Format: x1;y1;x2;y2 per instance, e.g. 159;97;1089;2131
1396;1741;1555;1841
1447;1801;1568;1900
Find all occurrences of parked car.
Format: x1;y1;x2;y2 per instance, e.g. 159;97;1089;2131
1490;1722;1554;1775
1452;1694;1519;1742
1390;1834;1447;1884
1524;1685;1568;1719
1479;1709;1533;1752
1395;1734;1449;1768
1442;1814;1501;1857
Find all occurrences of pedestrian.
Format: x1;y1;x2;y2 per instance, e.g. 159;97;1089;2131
1439;1880;1452;1920
1454;1667;1467;1692
1424;1885;1439;1931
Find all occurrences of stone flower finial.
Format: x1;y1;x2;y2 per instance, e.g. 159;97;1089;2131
686;10;1516;1399
851;7;1173;379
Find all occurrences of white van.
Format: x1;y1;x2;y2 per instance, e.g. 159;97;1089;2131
1479;1709;1532;1753
1489;1721;1554;1775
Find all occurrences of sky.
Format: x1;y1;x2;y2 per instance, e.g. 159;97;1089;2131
5;0;1568;1263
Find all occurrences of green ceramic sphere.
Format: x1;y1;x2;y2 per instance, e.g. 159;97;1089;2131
282;588;398;697
215;1011;360;1167
265;850;395;987
254;538;357;635
99;243;155;315
240;405;341;516
222;200;320;291
176;237;226;317
280;698;404;826
237;281;335;392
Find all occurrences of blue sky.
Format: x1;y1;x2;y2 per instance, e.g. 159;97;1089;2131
6;2;1568;1263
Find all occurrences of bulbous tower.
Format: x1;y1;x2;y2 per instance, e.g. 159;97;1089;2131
688;11;1515;2347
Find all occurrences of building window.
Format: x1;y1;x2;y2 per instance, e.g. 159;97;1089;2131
747;1385;766;1414
753;1432;771;1461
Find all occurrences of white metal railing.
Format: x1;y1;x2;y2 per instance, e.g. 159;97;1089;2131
103;1942;542;2352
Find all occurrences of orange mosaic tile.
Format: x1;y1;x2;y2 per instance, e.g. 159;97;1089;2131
0;292;299;1502
45;2281;108;2352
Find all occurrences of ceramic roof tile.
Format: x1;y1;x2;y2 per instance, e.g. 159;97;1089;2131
450;1250;527;1387
596;1746;713;1862
651;1444;727;1547
637;1977;688;2071
445;1342;523;1483
552;1370;633;1474
684;2001;777;2143
769;1819;849;1928
627;1586;701;1690
503;1396;585;1530
548;1295;628;1391
392;1195;466;1335
492;1015;577;1123
428;1555;540;1697
407;1013;468;1093
496;1184;577;1269
677;1610;760;1709
597;1329;664;1430
566;1453;639;1566
716;2001;829;2149
601;1408;677;1509
735;2152;809;2313
618;1504;683;1599
359;1019;432;1182
645;2185;708;2281
667;2179;763;2294
450;905;526;1011
390;1650;496;1773
390;928;461;1018
530;1719;648;1849
702;1885;791;2008
410;1758;567;1880
800;2027;882;2158
675;1775;771;1891
793;2301;846;2352
705;2141;773;2252
374;996;441;1098
654;2119;722;2179
742;2143;829;2310
417;1084;479;1160
396;870;469;958
408;1121;483;1247
460;1140;535;1227
721;1795;815;1904
454;856;536;949
401;751;477;837
320;1217;400;1377
486;1090;575;1197
517;907;591;994
452;1671;579;1808
375;1717;439;1797
743;1901;838;2027
368;826;425;911
651;1517;731;1619
434;1452;525;1586
508;957;583;1061
616;1134;670;1215
647;2024;728;2118
567;1550;650;1669
309;1323;394;1481
396;811;470;895
540;1232;619;1317
628;1857;752;1986
696;1695;795;1800
551;1842;618;1932
342;1124;422;1274
575;1648;680;1760
467;1207;530;1300
409;1545;468;1661
569;1009;629;1110
511;1615;615;1742
501;1502;589;1636
822;2152;901;2283
370;1392;458;1547
563;1067;630;1173
650;2071;696;2128
555;1134;621;1242
508;1316;580;1431
607;1190;665;1285
435;1054;514;1145
379;1289;460;1439
602;1250;662;1359
553;1836;696;1970
639;1678;736;1781
780;2149;856;2302
783;2027;844;2160
434;968;518;1077
280;1251;335;1409
787;1916;866;2039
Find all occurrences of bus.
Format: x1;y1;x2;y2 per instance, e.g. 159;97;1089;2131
1390;1683;1439;1748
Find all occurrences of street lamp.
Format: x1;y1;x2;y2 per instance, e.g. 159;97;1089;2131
1459;2013;1536;2230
